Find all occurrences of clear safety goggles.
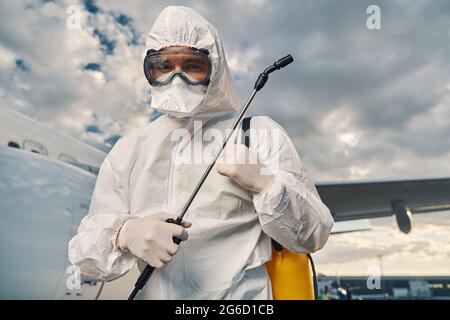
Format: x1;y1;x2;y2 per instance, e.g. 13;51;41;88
144;47;212;86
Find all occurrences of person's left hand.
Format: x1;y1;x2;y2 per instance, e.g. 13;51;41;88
216;144;274;194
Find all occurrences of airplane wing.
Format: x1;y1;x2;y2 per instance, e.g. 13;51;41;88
331;228;371;235
316;177;450;233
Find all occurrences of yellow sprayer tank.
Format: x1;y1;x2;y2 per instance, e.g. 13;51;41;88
266;247;315;300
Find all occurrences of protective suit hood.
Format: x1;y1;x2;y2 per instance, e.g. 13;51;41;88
145;6;240;118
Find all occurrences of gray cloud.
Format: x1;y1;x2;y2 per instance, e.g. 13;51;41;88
316;211;450;275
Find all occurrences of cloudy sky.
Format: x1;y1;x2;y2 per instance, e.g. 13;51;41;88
0;0;449;276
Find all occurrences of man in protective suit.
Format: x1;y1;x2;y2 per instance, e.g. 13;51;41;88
69;6;334;300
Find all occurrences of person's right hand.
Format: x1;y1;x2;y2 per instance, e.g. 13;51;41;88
117;213;191;268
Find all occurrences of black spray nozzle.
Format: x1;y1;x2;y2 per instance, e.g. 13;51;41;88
276;54;294;69
254;54;294;91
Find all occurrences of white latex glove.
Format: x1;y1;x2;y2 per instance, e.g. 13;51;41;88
117;213;191;269
216;144;274;194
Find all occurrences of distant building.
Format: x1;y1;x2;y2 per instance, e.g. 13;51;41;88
317;276;450;300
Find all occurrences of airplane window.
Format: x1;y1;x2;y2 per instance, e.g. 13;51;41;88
7;141;20;149
23;139;48;156
58;153;77;163
90;166;100;175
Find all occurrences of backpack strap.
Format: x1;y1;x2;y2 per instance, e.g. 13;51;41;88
241;117;252;148
240;117;284;252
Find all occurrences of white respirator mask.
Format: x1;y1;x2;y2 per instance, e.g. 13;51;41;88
150;75;208;118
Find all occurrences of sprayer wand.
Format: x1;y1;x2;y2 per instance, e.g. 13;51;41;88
128;54;294;300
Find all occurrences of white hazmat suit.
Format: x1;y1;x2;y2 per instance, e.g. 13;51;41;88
68;6;334;300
